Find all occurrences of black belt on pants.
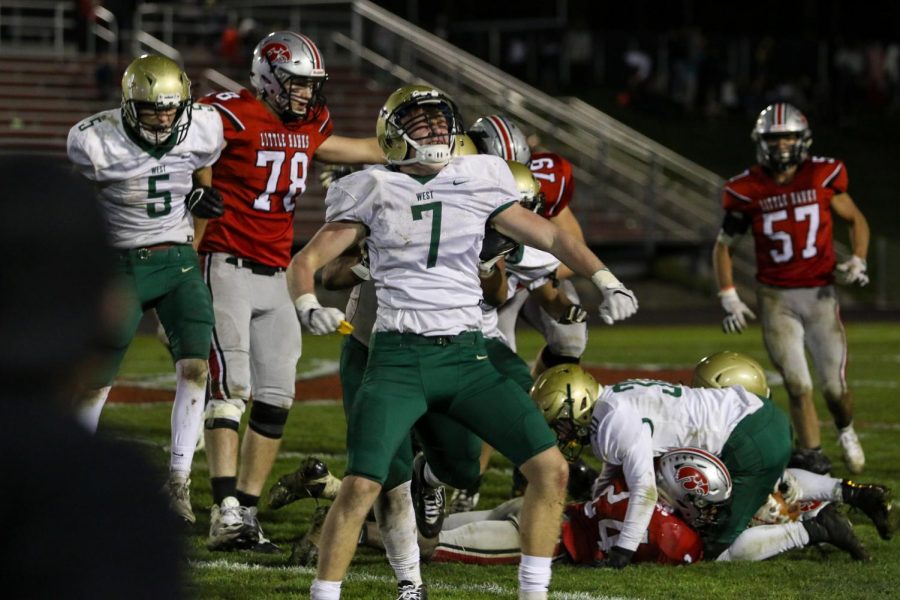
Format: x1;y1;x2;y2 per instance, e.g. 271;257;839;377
225;256;285;276
376;331;480;347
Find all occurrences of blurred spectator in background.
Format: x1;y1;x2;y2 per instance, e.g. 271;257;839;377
0;156;184;599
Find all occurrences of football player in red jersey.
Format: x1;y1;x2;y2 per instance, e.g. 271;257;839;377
712;103;871;476
196;31;384;552
468;115;588;378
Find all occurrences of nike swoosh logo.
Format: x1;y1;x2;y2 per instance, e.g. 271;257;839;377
173;452;184;457
476;354;488;360
181;266;195;273
453;180;467;185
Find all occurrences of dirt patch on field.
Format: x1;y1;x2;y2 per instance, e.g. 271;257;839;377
107;366;693;404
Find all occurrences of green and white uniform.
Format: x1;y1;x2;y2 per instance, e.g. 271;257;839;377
498;246;587;359
67;104;224;380
589;381;791;559
327;155;557;485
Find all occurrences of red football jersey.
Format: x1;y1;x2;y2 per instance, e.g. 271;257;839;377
722;157;848;288
198;89;333;267
558;478;703;565
529;151;574;218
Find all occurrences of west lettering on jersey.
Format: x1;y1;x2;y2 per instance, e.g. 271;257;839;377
416;190;434;202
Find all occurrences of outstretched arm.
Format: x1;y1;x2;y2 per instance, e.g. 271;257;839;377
492;204;637;324
315;136;385;165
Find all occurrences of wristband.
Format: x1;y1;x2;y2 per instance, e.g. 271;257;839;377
590;268;620;289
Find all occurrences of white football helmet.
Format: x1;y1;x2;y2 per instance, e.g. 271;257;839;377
751;103;812;172
468;114;532;164
121;54;192;146
657;447;733;529
250;31;328;121
376;85;463;167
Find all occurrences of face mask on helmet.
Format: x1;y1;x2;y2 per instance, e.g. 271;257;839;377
529;364;602;461
250;31;328;121
751;103;812;172
469;114;532;165
506;160;545;214
121;54;192;147
692;350;770;398
377;85;463;167
656;447;733;529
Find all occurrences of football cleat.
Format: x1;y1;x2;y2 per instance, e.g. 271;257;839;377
268;457;342;509
207;496;258;551
289;505;329;566
802;504;870;561
396;580;428;600
788;447;832;475
837;427;865;474
411;453;445;538
242;506;281;554
449;481;481;514
842;480;894;540
164;474;195;525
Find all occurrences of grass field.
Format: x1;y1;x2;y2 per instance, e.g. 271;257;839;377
103;322;900;599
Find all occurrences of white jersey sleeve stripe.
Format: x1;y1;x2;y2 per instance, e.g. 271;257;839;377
211;103;245;132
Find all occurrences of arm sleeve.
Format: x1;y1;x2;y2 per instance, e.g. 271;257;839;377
592;404;658;552
325;179;366;224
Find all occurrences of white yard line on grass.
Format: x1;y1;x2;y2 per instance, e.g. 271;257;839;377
190;559;636;599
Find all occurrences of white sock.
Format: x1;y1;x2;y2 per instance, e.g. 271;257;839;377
310;579;341;600
75;386;111;434
716;522;808;561
170;361;206;474
786;468;842;502
375;482;422;586
518;554;551;593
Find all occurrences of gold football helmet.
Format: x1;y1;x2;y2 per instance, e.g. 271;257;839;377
121;54;192;146
506;160;544;213
529;364;602;460
376;84;463;167
452;133;478;156
692;350;770;397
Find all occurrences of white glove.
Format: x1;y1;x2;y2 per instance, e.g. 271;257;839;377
591;269;638;325
294;294;346;335
834;255;869;287
719;287;756;334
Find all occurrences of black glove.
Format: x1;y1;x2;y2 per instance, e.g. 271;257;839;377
480;227;519;264
594;545;634;569
558;304;588;325
186;185;224;219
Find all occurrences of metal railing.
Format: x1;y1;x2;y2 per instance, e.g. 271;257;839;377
0;0;72;55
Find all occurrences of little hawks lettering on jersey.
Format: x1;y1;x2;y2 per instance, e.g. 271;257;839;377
258;131;310;149
759;189;817;212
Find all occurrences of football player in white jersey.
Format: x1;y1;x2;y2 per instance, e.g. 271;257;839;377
287;85;637;600
67;54;226;525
